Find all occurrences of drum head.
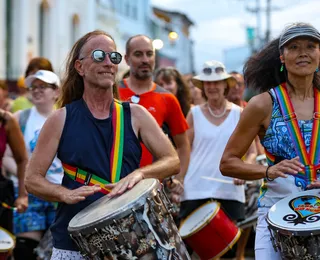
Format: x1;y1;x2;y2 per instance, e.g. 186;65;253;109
0;227;15;252
179;201;219;238
68;178;159;233
267;189;320;235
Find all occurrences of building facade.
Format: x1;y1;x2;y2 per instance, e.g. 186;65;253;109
0;0;194;84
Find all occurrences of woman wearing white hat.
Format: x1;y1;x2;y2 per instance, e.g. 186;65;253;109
179;60;256;257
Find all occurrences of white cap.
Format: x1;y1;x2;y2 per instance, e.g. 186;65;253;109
25;70;60;88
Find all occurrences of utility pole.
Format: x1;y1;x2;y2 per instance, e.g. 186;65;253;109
265;0;271;44
256;0;261;47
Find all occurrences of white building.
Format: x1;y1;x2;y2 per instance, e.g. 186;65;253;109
0;0;194;85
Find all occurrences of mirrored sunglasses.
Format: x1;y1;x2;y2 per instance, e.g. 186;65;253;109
203;67;225;75
91;50;122;64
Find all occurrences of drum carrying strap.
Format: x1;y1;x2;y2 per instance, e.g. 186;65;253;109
62;99;124;194
274;84;320;184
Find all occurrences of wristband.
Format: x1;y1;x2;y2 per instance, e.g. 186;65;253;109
266;166;274;181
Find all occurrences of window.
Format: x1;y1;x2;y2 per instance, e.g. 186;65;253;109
132;5;137;20
39;0;49;57
125;2;130;17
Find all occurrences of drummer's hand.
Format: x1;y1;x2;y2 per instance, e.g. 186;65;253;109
167;178;184;195
307;180;320;189
233;178;246;185
267;156;304;180
14;195;28;213
106;170;144;198
167;178;184;203
62;185;101;204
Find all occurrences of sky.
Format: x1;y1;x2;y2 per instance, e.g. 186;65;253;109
151;0;320;72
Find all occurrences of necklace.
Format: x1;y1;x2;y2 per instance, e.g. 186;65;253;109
207;101;227;118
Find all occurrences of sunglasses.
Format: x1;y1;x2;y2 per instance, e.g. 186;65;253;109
30;84;56;91
203;67;225;75
80;50;122;65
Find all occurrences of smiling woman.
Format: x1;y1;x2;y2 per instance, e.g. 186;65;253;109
219;22;320;260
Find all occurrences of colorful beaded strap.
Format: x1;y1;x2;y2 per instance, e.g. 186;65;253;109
274;84;320;184
63;99;124;194
63;163;111;194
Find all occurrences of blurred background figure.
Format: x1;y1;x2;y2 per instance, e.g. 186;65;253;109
0;81;13;111
12;70;62;260
11;57;54;113
227;71;247;108
154;67;191;117
11;76;33;113
0;100;28;235
154;66;191;219
179;60;255;259
184;74;205;106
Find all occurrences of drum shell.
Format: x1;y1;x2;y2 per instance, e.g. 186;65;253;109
0;227;15;260
68;179;191;259
180;202;241;260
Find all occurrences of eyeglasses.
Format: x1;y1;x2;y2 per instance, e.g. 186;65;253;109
203;67;225;75
80;50;122;65
30;84;56;91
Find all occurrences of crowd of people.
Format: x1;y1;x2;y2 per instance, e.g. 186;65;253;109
0;21;319;260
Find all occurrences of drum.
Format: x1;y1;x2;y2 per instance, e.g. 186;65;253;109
267;189;320;260
68;178;190;260
179;201;241;260
0;227;15;260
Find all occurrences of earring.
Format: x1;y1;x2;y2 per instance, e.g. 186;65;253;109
280;64;284;72
316;68;319;73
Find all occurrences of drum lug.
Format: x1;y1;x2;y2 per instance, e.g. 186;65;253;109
158;187;174;214
131;208;148;237
267;227;278;252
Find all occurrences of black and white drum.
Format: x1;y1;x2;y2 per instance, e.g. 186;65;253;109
267;189;320;260
68;178;190;260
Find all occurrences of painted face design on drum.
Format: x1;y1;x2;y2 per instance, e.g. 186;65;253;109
286;195;320;224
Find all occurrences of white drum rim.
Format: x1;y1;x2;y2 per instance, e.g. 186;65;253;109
266;215;320;236
179;201;220;239
0;227;15;252
266;189;320;236
68;178;160;235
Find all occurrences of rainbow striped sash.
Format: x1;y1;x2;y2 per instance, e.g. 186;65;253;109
63;99;124;194
274;84;320;184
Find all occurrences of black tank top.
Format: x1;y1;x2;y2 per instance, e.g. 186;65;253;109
51;99;141;251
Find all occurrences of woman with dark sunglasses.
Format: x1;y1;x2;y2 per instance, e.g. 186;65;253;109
178;60;256;258
220;22;320;259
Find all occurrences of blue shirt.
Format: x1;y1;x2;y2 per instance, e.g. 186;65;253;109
51;99;141;250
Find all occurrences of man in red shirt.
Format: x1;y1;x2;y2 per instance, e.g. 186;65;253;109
118;35;190;198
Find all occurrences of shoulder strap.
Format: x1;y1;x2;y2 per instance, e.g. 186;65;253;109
19;109;31;135
110;99;124;183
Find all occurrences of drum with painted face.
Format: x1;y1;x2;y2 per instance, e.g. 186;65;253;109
267;189;320;260
0;227;15;260
68;178;190;260
179;201;241;260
